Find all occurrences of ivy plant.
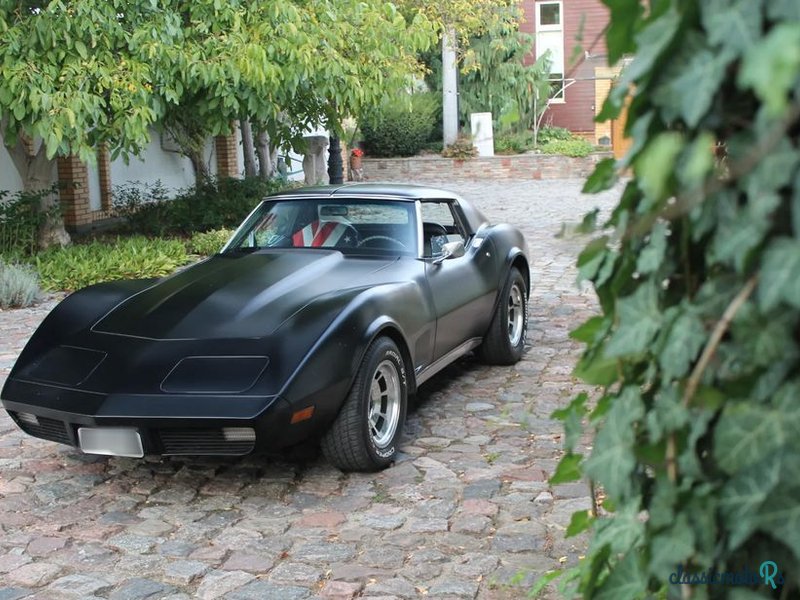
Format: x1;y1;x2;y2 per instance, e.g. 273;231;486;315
549;1;800;598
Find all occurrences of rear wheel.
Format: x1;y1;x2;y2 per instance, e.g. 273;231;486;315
322;337;407;471
477;267;527;365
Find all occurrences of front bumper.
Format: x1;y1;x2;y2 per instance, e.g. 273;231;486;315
2;379;300;457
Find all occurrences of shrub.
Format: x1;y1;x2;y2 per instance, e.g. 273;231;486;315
441;137;478;159
536;126;573;145
0;261;40;308
494;131;535;155
538;138;594;158
0;188;54;258
35;237;188;292
113;177;289;236
187;229;233;256
360;93;441;157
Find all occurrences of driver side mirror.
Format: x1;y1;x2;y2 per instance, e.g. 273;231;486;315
433;240;465;264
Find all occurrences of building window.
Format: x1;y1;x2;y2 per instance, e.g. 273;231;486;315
535;1;565;101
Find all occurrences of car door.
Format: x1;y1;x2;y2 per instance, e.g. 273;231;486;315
421;200;498;360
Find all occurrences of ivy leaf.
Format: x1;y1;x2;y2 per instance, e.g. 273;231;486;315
577;236;610;282
701;0;763;56
574;351;619;386
758;237;800;312
739;23;800;116
713;404;787;474
594;551;647;600
583;158;617;194
566;510;594;538
635;221;668;275
592;502;645;554
756;487;800;561
646;386;690;443
584;388;644;500
649;514;695;579
634;132;684;207
550;452;583;484
659;311;706;380
603;0;645;65
570;317;610;344
767;0;800;20
551;393;588;453
605;283;662;358
719;454;781;550
653;40;733;127
711;192;777;272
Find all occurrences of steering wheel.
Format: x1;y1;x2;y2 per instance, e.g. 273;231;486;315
358;235;408;250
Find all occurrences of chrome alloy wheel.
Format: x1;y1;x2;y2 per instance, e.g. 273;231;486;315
507;282;525;346
368;360;402;448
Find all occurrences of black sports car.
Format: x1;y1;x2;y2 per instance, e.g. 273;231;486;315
2;184;529;471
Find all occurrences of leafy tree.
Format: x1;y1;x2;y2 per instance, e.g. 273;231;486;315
0;0;434;245
547;0;800;598
424;5;552;136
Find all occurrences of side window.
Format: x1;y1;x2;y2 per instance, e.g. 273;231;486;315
420;201;467;258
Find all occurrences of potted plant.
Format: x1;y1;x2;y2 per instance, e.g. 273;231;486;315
350;148;364;181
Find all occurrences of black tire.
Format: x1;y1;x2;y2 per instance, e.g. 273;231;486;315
322;337;408;472
477;266;528;365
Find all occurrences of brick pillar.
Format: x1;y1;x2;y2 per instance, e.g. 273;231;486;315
57;155;92;229
215;133;240;178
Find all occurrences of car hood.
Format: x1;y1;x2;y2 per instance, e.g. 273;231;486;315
92;250;399;340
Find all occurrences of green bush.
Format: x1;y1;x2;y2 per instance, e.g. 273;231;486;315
187;229;233;256
538;138;594;158
0;261;40;308
35;237;188;292
536;126;573;145
360;93;441;157
0;188;53;258
113;177;288;237
495;131;535;154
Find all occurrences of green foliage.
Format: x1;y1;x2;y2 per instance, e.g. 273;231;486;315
549;1;800;598
114;177;287;236
539;139;595;158
0;0;435;164
187;229;233;256
0;261;40;309
360;93;441;157
494;131;535;154
35;237;187;292
422;4;552;133
441;137;477;159
0;188;52;258
537;126;574;144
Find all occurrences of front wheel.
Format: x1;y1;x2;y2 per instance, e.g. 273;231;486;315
322;337;408;471
477;267;528;365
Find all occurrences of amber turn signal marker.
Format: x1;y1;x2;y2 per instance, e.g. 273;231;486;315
291;406;315;424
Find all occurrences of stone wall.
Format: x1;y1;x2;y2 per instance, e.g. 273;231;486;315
360;152;612;182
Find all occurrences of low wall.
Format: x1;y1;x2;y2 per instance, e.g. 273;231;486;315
360;152;612;182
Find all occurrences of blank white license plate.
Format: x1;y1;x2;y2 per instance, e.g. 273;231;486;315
78;427;144;458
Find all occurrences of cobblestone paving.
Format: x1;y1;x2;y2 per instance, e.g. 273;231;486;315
0;179;622;600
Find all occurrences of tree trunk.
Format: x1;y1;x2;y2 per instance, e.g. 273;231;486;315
255;129;273;179
5;136;71;248
442;27;459;147
187;148;210;183
328;134;343;184
240;119;257;178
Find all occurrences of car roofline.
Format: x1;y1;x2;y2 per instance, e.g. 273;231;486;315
268;183;462;202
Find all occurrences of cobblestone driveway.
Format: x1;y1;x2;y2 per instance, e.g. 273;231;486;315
0;180;621;600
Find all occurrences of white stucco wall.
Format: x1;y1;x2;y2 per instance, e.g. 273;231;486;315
0;141;26;194
109;130;217;193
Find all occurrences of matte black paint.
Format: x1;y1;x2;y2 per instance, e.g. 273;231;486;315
1;184;529;456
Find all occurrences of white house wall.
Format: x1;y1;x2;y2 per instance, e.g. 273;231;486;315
0;140;26;194
109;130;218;193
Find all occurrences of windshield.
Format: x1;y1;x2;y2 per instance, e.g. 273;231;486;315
223;198;418;256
